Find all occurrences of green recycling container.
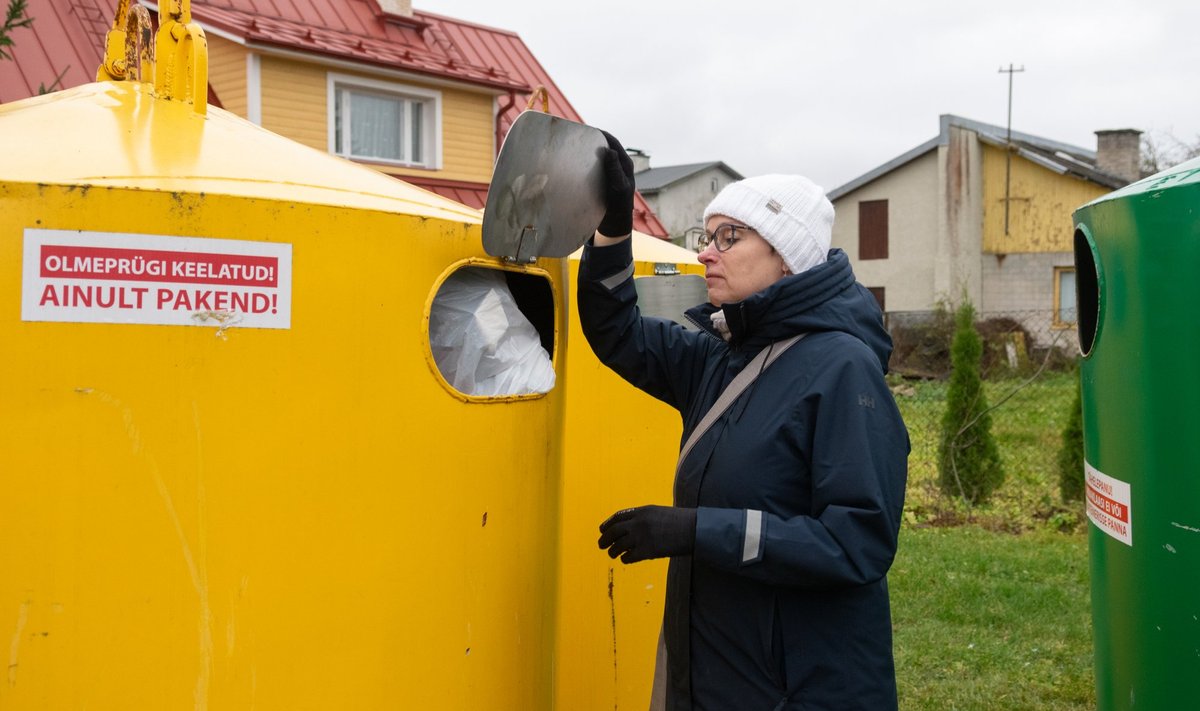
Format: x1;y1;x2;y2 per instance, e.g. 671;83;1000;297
1072;156;1200;711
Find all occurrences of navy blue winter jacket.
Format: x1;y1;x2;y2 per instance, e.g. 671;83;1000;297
578;240;909;711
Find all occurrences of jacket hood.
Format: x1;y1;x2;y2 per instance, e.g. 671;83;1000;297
685;249;893;372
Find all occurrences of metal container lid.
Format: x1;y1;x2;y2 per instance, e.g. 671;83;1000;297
482;111;606;262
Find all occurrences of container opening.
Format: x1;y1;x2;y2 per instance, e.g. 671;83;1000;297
429;267;556;397
503;270;555;357
1073;227;1100;356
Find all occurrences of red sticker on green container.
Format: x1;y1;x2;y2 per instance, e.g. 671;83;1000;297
1085;462;1132;546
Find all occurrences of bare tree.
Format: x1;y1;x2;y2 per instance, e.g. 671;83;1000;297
1142;129;1200;175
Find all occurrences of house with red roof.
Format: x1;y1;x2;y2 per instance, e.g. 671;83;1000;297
0;0;667;236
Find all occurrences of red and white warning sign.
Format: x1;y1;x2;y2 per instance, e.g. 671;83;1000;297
1085;462;1132;546
22;229;292;330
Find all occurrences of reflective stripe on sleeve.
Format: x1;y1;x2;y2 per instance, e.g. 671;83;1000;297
742;509;764;564
599;263;635;291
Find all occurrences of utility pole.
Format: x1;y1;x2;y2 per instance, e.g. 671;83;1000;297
998;63;1025;236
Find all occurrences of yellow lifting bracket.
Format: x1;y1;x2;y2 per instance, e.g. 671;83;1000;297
155;0;209;114
96;0;154;83
96;0;209;116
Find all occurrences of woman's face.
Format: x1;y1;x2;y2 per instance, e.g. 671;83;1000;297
697;215;790;306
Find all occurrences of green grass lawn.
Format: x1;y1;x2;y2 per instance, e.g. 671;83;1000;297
891;527;1095;710
889;370;1096;709
894;370;1084;533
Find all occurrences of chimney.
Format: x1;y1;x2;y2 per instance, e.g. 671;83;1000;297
1095;129;1143;184
627;148;651;174
376;0;413;17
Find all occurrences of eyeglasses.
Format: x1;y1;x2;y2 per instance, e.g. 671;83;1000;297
696;223;753;253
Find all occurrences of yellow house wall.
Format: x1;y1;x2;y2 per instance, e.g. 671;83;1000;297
433;90;496;182
257;55;496;184
205;35;247;118
259;56;328;153
981;143;1108;253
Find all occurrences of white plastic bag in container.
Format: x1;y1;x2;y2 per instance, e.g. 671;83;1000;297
429;268;556;396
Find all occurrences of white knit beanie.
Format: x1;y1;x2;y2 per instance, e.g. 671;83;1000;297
702;174;834;275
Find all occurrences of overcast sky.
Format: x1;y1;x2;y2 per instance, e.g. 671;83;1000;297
425;0;1200;192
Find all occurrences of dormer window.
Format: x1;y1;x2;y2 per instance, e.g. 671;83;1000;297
329;73;441;169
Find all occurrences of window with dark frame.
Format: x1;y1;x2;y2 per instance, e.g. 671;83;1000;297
859;199;889;260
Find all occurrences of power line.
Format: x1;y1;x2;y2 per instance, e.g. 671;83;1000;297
999;63;1025;236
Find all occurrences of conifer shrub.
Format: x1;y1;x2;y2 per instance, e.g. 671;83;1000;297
938;300;1004;504
1057;374;1085;502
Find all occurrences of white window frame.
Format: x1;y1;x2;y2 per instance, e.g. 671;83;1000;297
327;72;442;169
1054;266;1077;328
246;53;262;125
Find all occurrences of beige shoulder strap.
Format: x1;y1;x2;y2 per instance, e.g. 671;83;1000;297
650;332;806;711
674;334;805;479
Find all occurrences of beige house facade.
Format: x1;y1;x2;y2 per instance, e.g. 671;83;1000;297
829;115;1136;343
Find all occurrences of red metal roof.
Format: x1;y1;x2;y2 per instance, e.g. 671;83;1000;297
421;11;576;138
183;2;531;93
401;175;487;210
0;0;667;236
0;0;109;102
406;9;667;236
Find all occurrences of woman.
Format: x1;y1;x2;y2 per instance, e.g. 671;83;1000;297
578;133;909;711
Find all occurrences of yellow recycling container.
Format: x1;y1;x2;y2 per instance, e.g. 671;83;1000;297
0;4;705;708
0;77;563;709
556;239;706;710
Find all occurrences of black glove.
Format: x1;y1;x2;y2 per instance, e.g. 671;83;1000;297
598;505;697;564
596;130;635;238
